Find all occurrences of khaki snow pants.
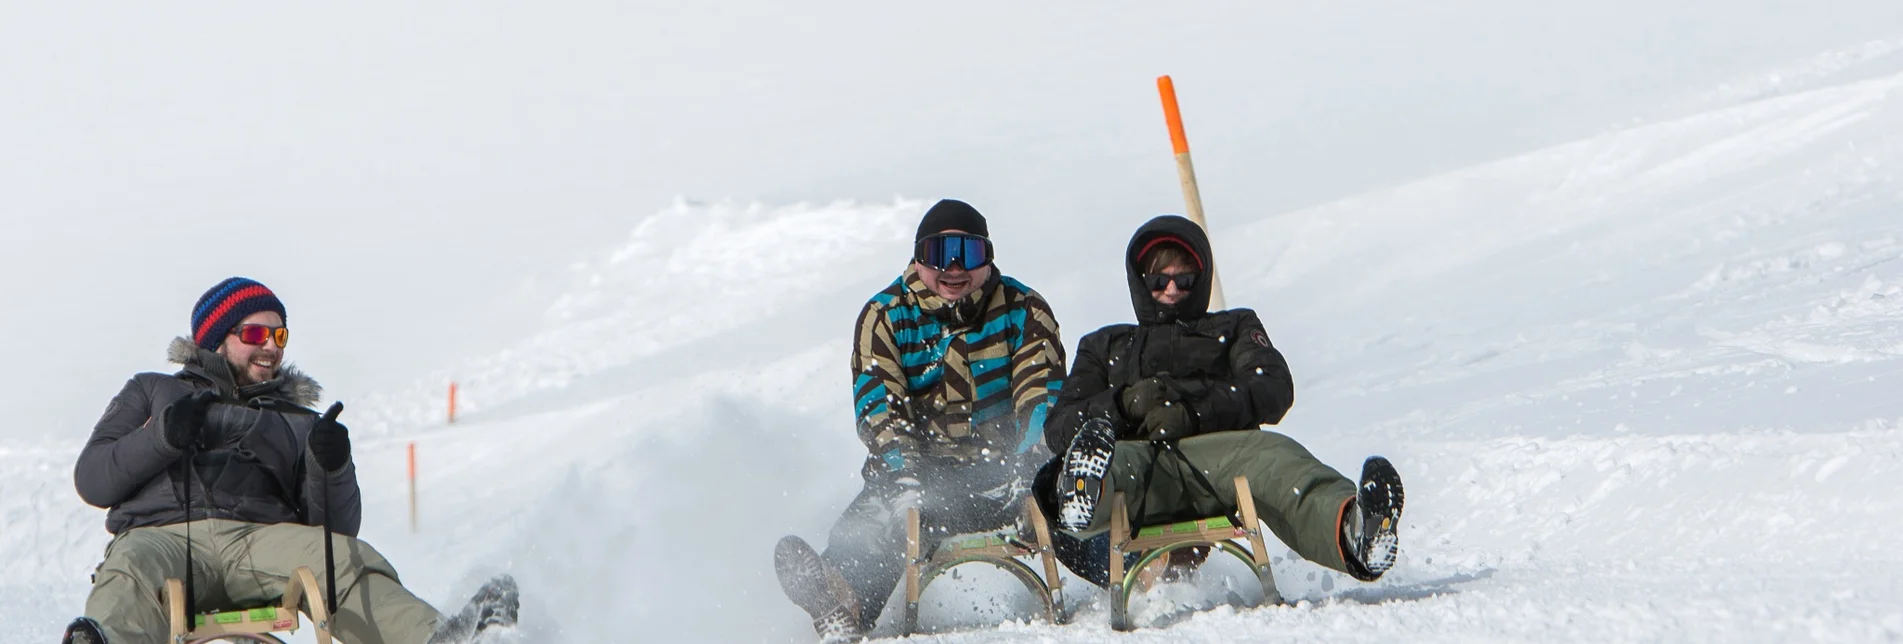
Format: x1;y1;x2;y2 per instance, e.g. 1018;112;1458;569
85;519;441;644
1067;430;1359;574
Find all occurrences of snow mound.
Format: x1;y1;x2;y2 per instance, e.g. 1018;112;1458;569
348;198;924;436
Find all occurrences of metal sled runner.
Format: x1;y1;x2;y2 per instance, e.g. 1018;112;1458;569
163;565;333;644
1106;475;1282;631
901;497;1066;634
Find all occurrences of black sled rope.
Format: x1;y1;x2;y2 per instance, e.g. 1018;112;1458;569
320;402;343;616
181;438;198;620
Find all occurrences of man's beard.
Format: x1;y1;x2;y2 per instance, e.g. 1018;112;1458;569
228;356;276;387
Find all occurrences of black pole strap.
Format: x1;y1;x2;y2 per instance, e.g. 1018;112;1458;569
318;402;344;615
182;442;197;620
323;475;337;614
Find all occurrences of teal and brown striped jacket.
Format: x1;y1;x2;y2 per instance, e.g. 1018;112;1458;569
852;265;1064;467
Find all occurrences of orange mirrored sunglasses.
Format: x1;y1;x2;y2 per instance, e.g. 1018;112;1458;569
230;324;289;348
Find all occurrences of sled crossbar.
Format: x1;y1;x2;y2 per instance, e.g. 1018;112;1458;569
1106;475;1282;631
901;497;1066;634
1128;516;1243;551
193;606;287;629
166;565;332;644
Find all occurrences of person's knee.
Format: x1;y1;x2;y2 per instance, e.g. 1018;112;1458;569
89;566;153;600
96;538;181;586
341;537;401;579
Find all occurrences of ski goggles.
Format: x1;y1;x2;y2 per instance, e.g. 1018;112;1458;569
230;324;289;348
1142;272;1199;292
914;233;994;271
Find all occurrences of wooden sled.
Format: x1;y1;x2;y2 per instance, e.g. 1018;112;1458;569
1106;475;1282;631
164;565;333;644
900;497;1066;634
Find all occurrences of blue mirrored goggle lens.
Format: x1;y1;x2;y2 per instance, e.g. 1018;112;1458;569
916;234;992;270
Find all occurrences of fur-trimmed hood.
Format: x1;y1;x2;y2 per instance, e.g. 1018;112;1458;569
1125;215;1216;325
167;336;323;407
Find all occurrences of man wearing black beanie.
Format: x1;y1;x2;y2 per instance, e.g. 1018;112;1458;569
773;199;1070;640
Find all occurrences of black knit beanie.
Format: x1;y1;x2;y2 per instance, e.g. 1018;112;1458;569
915;199;990;241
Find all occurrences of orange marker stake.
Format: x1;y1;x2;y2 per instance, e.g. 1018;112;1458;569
408;442;418;533
1157;75;1226;310
447;382;458;425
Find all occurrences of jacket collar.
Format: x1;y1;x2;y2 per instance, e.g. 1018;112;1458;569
167;337;323;407
903;263;1001;328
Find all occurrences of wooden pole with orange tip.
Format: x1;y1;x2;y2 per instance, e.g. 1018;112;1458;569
408;442;418;533
1157;75;1226;310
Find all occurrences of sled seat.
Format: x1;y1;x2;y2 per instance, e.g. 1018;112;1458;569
901;497;1066;634
1106;475;1281;631
164;565;333;644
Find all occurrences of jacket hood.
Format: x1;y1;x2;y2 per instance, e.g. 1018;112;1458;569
168;336;323;407
903;262;1003;328
1125;215;1215;325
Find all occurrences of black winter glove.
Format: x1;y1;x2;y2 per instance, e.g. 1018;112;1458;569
1119;375;1181;421
159;390;221;451
308;402;352;473
1138;401;1197;440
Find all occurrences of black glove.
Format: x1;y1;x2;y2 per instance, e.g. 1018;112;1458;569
308;402;351;472
1138;401;1197;440
159;390;221;450
1119;375;1181;421
869;417;923;478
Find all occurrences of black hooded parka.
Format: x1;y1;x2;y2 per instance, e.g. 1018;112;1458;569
1044;215;1296;452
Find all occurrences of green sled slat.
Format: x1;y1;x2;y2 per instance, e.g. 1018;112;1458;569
1138;516;1235;538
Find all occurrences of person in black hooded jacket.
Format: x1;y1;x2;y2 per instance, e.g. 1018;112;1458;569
1035;215;1408;586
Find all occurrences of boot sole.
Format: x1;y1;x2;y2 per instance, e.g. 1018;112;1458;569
1057;424;1117;532
773;536;852;618
1357;456;1406;575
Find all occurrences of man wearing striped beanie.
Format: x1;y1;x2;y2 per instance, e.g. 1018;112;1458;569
190;277;291;387
63;278;518;644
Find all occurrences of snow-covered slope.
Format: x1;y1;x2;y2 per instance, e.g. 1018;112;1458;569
346;198;922;437
10;43;1903;643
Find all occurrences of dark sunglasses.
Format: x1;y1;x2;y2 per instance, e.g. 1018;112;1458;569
914;233;994;271
1142;272;1199;292
230;324;289;348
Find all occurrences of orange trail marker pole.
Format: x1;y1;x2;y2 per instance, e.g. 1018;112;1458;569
407;442;418;533
1157;75;1226;310
447;382;458;425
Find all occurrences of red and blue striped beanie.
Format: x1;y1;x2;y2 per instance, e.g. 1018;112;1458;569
191;277;287;350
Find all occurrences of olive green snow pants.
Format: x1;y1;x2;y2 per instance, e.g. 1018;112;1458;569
1069;430;1359;574
85;519;441;644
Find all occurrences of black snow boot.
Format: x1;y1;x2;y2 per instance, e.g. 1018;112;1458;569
427;574;520;643
61;617;106;644
773;535;863;643
1056;418;1118;532
1342;456;1405;581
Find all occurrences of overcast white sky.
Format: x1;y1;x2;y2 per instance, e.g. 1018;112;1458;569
5;2;1901;441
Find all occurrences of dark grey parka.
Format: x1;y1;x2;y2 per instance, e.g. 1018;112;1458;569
75;338;361;536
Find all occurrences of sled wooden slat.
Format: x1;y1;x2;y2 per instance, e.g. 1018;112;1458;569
1124;515;1248;553
165;565;332;644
